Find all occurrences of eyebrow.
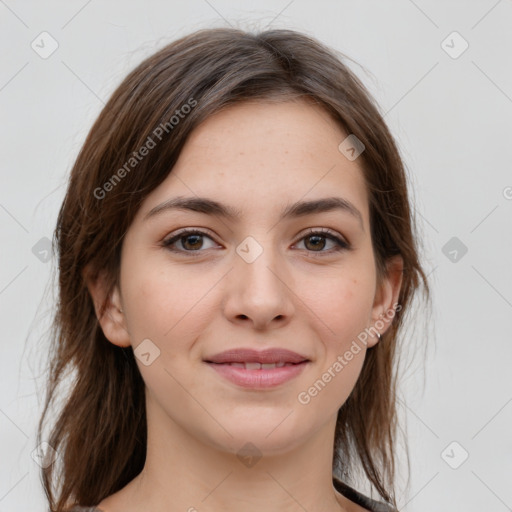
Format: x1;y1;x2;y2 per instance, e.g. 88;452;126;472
144;195;364;230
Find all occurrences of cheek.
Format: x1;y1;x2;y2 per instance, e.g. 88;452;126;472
122;254;220;360
297;335;367;415
305;273;374;339
120;253;186;344
299;271;374;403
298;282;370;412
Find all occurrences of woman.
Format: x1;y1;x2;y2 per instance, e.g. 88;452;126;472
38;27;430;512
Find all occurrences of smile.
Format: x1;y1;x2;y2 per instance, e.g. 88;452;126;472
212;361;297;369
205;360;309;388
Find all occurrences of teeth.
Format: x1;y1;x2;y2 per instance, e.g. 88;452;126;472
243;362;261;370
225;362;296;369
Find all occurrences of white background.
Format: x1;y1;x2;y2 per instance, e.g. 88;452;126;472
1;1;511;511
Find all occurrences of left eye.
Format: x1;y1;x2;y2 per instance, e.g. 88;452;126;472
162;229;349;254
294;230;349;252
163;230;218;252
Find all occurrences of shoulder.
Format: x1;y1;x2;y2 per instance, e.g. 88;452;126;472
333;476;399;512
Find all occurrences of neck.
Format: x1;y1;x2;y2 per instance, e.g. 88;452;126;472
115;392;348;512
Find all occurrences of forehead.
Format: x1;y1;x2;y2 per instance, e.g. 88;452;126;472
138;99;369;226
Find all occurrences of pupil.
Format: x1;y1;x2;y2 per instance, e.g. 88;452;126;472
184;235;202;250
306;235;325;251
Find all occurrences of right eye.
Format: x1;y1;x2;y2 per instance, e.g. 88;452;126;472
162;229;219;254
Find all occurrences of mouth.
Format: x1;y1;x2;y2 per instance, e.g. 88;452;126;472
203;348;311;388
206;361;304;369
204;355;310;389
204;347;310;365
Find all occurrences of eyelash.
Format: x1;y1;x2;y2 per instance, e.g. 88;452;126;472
162;227;350;257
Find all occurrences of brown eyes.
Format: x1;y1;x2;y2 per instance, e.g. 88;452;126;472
162;228;350;256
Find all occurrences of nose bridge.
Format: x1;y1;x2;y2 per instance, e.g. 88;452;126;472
236;233;285;295
224;233;294;328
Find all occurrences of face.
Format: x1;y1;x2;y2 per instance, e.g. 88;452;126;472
92;99;402;456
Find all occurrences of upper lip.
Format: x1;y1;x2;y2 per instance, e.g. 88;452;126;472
204;348;310;364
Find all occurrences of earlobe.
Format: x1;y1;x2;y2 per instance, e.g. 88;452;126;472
83;267;131;348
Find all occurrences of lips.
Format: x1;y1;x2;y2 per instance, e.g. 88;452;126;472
204;348;310;365
204;348;311;388
217;361;295;370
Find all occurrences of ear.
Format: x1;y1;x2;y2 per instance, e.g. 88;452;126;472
82;265;131;348
367;254;403;348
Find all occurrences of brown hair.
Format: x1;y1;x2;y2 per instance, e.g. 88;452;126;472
37;27;431;511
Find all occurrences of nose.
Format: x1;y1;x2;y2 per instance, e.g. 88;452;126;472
222;241;295;331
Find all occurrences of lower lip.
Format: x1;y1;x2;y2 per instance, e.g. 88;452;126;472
205;362;309;389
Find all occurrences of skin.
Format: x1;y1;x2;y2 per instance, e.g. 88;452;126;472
87;99;403;512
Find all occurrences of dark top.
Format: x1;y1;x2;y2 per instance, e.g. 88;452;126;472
333;477;398;512
70;477;398;512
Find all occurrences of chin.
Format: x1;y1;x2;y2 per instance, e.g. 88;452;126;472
204;416;312;457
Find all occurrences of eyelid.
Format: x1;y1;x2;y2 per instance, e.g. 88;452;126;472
298;227;348;244
165;226;217;240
